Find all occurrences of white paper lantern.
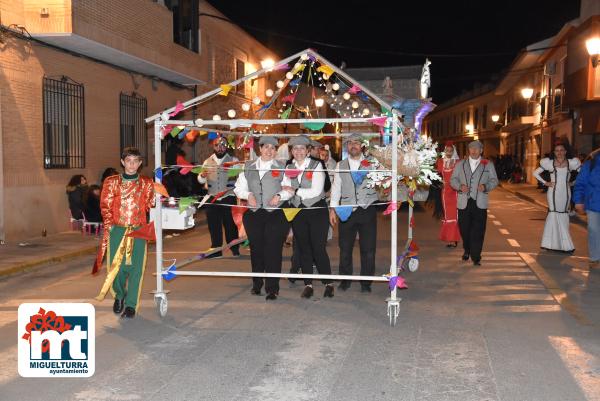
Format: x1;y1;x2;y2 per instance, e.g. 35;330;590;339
352;101;359;109
253;97;261;105
212;114;221;121
315;98;324;107
322;73;329;80
276;80;284;88
241;103;250;112
362;108;370;116
194;118;204;127
227;109;236;118
286;72;294;80
332;83;340;91
343;92;351;100
266;89;274;97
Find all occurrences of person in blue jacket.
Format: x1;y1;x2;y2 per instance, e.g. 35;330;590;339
574;149;600;269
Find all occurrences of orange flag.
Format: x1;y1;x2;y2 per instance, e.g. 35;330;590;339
154;182;169;197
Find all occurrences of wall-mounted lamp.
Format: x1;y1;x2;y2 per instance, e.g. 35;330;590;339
260;58;275;70
521;88;534;100
585;37;600;68
491;114;500;123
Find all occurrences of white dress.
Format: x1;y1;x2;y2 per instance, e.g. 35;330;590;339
533;158;581;252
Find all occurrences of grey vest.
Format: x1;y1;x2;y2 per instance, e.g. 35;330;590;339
288;159;325;207
244;159;285;212
339;158;378;208
206;154;237;195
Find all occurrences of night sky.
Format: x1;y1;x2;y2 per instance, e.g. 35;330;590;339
205;0;581;104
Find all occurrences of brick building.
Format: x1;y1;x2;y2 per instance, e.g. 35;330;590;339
0;0;277;241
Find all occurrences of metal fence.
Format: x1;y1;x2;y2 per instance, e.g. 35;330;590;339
119;92;148;164
43;77;85;169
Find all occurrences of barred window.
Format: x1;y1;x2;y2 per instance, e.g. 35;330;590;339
119;93;148;164
43;77;85;169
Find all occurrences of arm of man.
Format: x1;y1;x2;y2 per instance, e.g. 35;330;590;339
329;163;341;226
233;171;250;200
484;162;499;192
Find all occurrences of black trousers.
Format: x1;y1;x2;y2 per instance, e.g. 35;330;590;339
243;209;290;294
338;206;377;287
206;196;239;254
291;202;332;285
458;198;487;262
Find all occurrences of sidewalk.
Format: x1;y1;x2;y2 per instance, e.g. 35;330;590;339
499;181;588;227
0;212;207;277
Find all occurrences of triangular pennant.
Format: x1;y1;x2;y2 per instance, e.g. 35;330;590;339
273;63;289;71
282;93;296;103
154;168;163;180
316;65;334;77
153;182;169;197
170;126;184;137
227;166;243;178
178;197;195;213
176;155;194;175
207;132;218;140
283;208;302;222
162;262;177;281
178;127;190;139
197;194;211;208
383;201;398;215
303;122;325;131
168;100;184;117
219;84;233;96
185;130;199;143
351;170;367;185
348;84;361;94
191;166;204;174
334;206;353;222
369;117;388;127
285;169;301;178
280;107;292;119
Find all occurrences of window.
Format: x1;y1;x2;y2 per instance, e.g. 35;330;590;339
236;59;245;95
553;84;563;113
119;93;148;164
165;0;199;53
474;108;479;130
453;114;457;134
43;77;85;169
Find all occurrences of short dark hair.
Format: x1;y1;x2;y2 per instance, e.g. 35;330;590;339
121;147;142;160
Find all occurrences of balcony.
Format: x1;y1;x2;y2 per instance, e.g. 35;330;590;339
23;0;204;85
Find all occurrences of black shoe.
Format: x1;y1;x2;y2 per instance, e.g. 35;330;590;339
323;284;334;298
338;281;351;291
301;285;314;299
462;253;470;261
360;286;372;293
446;242;458;248
250;287;262;296
473;260;481;266
288;267;300;284
206;251;223;259
265;292;278;301
232;250;241;257
121;306;135;318
113;299;124;314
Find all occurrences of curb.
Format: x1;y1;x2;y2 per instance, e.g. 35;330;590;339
499;183;588;228
0;212;208;278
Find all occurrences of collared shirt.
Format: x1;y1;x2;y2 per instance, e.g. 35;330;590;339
197;154;226;185
469;156;481;172
330;155;364;207
233;157;286;200
280;158;326;202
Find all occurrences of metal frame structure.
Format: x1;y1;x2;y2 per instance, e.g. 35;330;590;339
146;49;413;326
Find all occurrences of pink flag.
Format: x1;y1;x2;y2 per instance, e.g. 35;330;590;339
369;116;388;127
348;84;361;94
383;201;398;215
168;101;184;117
282;93;297;103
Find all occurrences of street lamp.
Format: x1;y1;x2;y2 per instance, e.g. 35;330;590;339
465;123;474;134
585;37;600;68
521;88;534;100
315;98;324;107
491;114;500;123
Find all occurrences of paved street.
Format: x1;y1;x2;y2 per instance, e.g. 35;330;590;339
0;188;599;401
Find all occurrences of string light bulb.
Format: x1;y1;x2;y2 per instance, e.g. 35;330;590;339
241;103;250;112
276;80;284;89
362;108;370;116
332;83;340;91
266;89;274;97
300;53;309;60
322;73;329;80
352;101;359;109
315;98;324;107
194;118;204;127
227;109;236;118
252;96;261;105
212;114;221;121
343;92;351;100
286;72;294;80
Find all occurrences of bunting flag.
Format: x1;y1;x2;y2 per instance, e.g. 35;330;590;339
283;208;302;222
227;135;236;148
153;182;169;197
126;221;156;241
316;65;334;77
154;168;163;180
285;169;301;178
388;276;408;291
198;130;208;137
348;84;362;94
383;201;398;215
302;122;325;131
334;206;353;222
369;116;388;127
281;93;296;103
191;166;204;174
289;78;301;86
162;262;177;281
185;130;199;143
168;100;184;117
219;84;233;96
273;63;289;71
227;166;243;178
358;92;370;101
280;107;292;119
197;194;211;208
291;63;306;74
176;155;194;175
178;197;195;213
351;170;367;185
177;127;190;139
170;126;184;137
207;132;218;140
244;136;254;149
210;190;230;203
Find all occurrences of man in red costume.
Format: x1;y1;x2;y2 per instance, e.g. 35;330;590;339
95;147;155;318
436;141;461;247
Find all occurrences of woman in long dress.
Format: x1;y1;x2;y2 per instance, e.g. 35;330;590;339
533;142;581;252
435;142;461;247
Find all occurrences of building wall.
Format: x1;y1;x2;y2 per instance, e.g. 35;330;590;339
0;0;278;241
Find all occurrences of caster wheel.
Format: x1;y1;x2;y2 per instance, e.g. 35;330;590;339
387;303;400;327
156;295;168;317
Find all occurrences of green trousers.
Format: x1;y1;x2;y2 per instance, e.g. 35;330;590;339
109;226;147;310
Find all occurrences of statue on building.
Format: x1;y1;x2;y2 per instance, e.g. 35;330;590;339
420;58;431;99
382;76;393;96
